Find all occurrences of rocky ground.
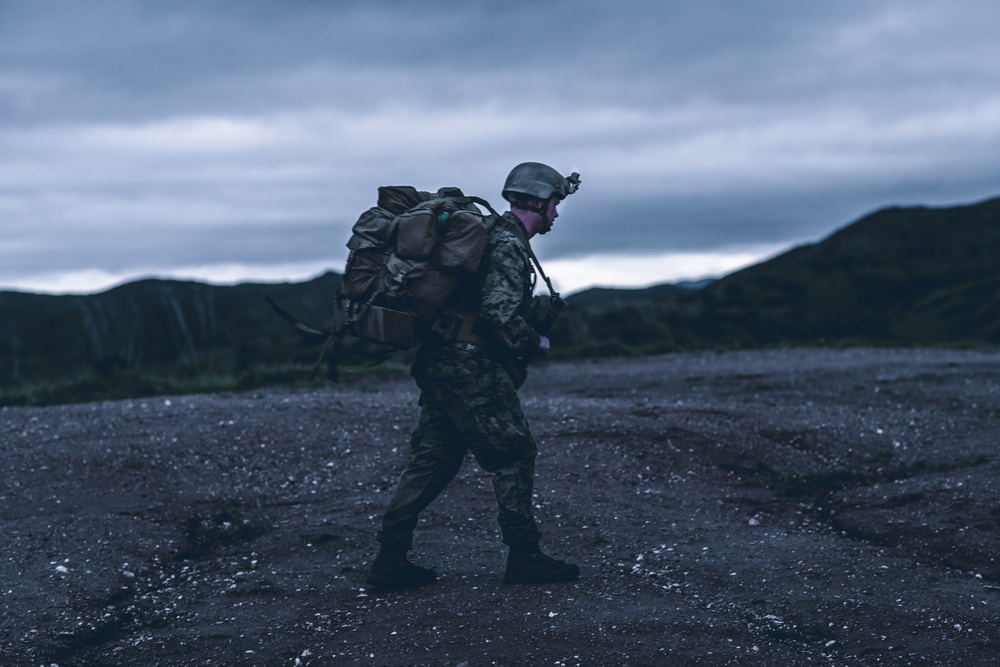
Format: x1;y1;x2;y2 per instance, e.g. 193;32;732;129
2;347;1000;666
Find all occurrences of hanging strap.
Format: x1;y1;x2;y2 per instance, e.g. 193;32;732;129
262;294;329;336
262;294;344;377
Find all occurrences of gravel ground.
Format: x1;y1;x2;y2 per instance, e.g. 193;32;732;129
2;347;1000;666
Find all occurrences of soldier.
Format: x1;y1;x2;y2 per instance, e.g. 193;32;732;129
366;162;581;591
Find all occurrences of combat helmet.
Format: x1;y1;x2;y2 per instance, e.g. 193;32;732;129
502;162;581;204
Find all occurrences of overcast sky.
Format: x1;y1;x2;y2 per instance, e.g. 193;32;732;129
2;0;999;296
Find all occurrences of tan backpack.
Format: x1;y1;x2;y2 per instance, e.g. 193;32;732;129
263;185;564;377
335;186;499;349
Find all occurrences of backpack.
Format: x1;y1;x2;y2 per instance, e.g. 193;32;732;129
334;185;501;349
263;184;565;377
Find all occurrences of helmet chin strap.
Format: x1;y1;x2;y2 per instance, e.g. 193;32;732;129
510;206;551;237
512;197;554;235
536;197;560;234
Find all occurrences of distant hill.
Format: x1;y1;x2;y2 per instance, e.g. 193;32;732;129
548;195;1000;356
566;280;713;308
2;195;998;404
700;197;1000;345
0;273;343;404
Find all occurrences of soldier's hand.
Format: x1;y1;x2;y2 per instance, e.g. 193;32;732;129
538;336;551;356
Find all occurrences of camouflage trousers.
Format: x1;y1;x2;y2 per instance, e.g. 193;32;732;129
376;344;541;552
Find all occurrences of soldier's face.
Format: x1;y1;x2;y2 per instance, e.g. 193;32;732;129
539;197;561;234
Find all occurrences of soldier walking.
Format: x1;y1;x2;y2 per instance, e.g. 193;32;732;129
367;162;581;590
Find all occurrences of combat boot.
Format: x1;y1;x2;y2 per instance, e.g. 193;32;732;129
366;548;437;591
504;547;580;584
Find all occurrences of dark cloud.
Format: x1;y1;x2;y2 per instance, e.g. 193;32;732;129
9;0;993;122
2;0;999;292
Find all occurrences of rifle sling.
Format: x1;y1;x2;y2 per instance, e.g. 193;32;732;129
495;213;560;301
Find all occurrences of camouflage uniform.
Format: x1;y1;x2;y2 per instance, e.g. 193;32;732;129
376;213;543;552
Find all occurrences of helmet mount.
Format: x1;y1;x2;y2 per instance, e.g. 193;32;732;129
502;162;581;206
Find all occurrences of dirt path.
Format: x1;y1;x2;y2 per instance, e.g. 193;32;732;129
2;348;999;666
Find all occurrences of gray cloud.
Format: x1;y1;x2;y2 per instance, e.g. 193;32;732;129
10;1;997;121
2;0;999;292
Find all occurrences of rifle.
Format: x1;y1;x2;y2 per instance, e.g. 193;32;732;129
503;291;566;389
524;293;566;338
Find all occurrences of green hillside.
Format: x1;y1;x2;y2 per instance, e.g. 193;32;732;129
0;273;344;405
552;196;1000;357
704;197;1000;344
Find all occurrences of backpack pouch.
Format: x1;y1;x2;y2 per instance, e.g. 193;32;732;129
404;267;461;319
348;207;395;249
436;210;489;271
341;247;386;301
394;209;439;259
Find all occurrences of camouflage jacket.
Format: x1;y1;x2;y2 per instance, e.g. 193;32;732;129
434;212;539;358
476;212;541;360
